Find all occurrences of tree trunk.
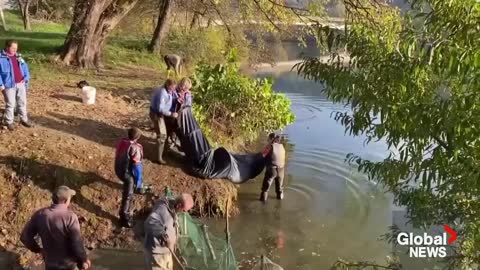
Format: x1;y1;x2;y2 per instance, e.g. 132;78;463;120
190;12;199;29
148;0;174;54
58;0;139;68
33;0;39;17
17;0;31;30
0;8;6;31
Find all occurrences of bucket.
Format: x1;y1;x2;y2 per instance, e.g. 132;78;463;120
81;86;96;105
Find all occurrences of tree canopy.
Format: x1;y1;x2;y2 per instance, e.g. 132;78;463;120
297;0;480;267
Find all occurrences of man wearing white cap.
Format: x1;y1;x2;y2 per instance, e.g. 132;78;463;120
20;185;91;270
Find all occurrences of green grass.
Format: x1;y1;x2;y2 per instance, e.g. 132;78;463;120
0;10;166;72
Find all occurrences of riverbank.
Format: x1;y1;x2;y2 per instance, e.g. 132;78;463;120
0;62;243;268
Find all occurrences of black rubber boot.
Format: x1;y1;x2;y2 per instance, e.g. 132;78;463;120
276;192;284;200
119;215;133;228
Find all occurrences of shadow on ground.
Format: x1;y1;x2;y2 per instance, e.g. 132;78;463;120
50;93;83;103
32;112;187;169
32;112;126;148
1;155;121;223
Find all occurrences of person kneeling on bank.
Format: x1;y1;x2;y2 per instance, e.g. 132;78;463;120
260;133;286;202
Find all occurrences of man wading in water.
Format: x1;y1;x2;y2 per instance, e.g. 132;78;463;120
260;133;286;202
20;186;91;270
144;193;194;270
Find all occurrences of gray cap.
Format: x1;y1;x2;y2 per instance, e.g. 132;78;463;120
52;185;76;203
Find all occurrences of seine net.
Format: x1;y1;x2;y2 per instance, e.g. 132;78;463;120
164;188;237;270
176;213;237;270
165;188;283;270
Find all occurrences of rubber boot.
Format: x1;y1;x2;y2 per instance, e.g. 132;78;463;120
157;139;167;165
276;192;284;200
259;192;268;202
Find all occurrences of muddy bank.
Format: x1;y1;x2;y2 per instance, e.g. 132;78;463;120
0;67;241;268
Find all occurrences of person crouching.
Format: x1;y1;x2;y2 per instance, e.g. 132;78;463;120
260;133;286;202
114;127;144;228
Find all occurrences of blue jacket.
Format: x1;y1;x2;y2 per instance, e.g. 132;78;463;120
0;50;30;89
150;87;173;116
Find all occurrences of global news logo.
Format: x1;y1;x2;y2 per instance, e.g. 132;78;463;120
396;225;457;258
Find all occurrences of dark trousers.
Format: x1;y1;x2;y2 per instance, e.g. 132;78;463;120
261;166;285;195
119;174;134;220
164;116;179;146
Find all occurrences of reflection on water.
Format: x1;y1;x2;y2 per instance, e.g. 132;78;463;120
206;70;393;269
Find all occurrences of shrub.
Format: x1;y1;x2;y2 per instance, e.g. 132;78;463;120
191;50;295;144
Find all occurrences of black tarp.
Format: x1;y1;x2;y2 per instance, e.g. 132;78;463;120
176;107;265;184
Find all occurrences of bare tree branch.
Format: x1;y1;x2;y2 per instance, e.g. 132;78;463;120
208;0;231;33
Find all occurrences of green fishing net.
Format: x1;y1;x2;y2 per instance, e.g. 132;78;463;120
176;213;237;270
164;187;282;270
164;187;237;270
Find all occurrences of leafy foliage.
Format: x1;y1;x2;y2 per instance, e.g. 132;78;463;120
192;50;295;144
296;0;480;268
163;27;232;68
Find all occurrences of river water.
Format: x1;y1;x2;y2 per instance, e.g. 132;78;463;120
205;68;394;269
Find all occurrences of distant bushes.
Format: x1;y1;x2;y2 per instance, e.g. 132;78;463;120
162;27;251;70
191;50;295;144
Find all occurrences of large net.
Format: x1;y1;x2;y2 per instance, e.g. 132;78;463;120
165;188;283;270
176;213;237;270
164;188;237;270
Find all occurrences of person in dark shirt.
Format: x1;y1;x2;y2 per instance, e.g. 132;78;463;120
20;185;91;270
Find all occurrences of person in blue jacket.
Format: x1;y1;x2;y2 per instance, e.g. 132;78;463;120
0;40;32;131
149;79;178;164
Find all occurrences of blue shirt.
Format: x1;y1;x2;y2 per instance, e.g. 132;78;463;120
0;50;30;89
150;87;172;116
